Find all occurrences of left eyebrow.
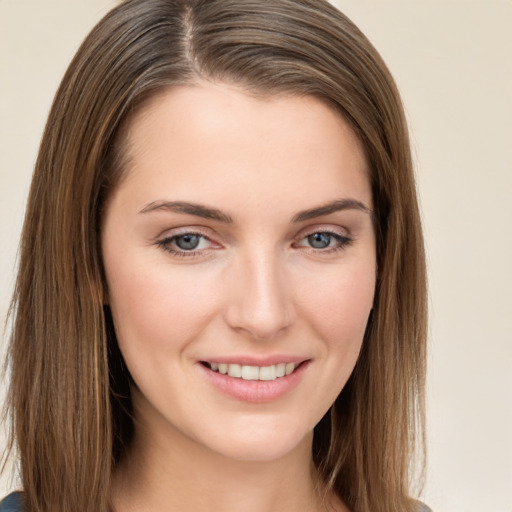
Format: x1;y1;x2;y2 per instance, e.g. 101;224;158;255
292;198;372;222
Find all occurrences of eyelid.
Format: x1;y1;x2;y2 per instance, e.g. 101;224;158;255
294;224;351;240
154;224;213;238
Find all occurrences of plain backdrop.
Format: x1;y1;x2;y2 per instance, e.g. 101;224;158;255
1;1;511;511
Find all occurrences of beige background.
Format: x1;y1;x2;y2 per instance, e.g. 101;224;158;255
1;1;511;511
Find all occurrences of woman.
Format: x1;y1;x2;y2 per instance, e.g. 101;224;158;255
2;0;428;511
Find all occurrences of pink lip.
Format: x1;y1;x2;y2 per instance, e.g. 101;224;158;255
197;360;310;403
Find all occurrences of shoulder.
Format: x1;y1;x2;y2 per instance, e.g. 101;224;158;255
417;501;433;512
0;492;23;512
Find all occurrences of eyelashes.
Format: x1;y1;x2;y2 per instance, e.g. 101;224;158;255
155;229;354;259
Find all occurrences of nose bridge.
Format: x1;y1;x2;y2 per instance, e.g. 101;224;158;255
224;245;294;340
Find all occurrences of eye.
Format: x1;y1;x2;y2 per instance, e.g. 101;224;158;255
174;233;202;250
307;232;333;249
155;231;214;257
295;230;353;253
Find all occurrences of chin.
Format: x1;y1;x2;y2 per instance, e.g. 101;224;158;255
193;415;314;463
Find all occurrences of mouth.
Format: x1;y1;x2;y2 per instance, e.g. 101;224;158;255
200;361;307;382
198;358;310;403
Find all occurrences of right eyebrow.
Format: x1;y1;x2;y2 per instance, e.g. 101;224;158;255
138;200;234;224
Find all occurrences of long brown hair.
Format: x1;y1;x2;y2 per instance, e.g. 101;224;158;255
4;1;427;511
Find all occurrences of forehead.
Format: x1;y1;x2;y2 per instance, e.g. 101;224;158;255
113;82;371;215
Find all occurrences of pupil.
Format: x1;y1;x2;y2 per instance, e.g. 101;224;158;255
176;234;200;250
308;233;330;248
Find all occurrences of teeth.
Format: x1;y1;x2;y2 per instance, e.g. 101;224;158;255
285;362;296;376
241;365;259;380
259;365;276;381
208;362;298;381
227;364;242;378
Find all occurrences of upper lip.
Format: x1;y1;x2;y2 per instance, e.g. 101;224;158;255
199;356;310;366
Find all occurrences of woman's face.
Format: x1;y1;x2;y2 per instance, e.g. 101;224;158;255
102;83;376;462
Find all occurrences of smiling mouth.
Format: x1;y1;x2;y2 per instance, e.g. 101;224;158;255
201;361;305;381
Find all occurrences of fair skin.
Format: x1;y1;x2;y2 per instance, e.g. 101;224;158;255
102;82;376;512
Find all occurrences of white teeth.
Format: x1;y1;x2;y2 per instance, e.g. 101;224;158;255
259;365;276;381
241;365;259;380
208;362;298;381
285;362;296;376
227;364;242;378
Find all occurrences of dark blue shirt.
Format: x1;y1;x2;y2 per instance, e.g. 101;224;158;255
0;493;22;512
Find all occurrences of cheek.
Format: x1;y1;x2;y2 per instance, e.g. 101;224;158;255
298;262;375;346
301;263;375;411
104;255;220;357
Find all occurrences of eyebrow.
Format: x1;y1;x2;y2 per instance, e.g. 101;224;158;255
139;200;234;223
138;198;372;223
291;198;372;222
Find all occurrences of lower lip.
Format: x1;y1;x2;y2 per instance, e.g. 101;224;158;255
198;361;310;403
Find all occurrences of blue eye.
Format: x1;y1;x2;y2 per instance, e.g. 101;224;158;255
174;234;201;250
307;233;332;249
156;232;212;257
296;231;353;253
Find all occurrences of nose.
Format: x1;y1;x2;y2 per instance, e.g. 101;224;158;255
223;250;295;341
